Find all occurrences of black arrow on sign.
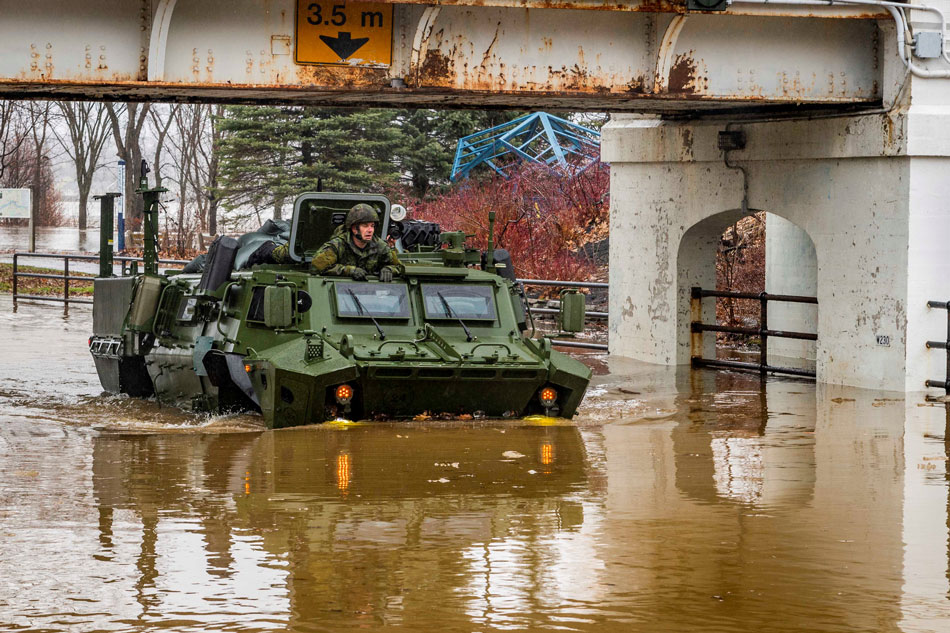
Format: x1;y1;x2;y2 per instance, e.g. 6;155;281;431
319;32;370;61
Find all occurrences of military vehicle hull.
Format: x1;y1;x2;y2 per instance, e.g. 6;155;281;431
89;192;592;428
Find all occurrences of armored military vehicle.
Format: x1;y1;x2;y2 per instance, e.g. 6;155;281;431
89;185;592;428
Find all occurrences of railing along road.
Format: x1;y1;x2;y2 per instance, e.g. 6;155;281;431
518;278;608;351
691;286;818;378
926;300;950;391
12;252;190;313
12;254;610;353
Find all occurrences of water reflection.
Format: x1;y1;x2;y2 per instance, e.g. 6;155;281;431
589;360;942;633
2;300;950;631
88;424;589;630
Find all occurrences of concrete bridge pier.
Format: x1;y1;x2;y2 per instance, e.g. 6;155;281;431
765;215;818;366
602;103;950;393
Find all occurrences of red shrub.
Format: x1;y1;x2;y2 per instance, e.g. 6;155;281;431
400;163;609;281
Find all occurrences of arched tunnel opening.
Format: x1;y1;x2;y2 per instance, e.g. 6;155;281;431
678;209;818;377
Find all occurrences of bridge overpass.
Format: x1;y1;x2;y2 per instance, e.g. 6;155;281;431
3;0;950;392
0;0;897;111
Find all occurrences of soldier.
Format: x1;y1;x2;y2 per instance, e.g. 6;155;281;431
309;204;402;281
267;203;401;280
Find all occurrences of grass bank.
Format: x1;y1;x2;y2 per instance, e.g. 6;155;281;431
0;263;94;296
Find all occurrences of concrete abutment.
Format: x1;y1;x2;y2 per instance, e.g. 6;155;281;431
602;109;950;392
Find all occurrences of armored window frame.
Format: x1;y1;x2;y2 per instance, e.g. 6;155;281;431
333;282;411;320
421;283;497;322
246;286;267;324
288;193;391;262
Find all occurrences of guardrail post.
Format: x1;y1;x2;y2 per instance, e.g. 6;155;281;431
925;300;950;391
690;286;703;363
12;253;17;311
945;299;950;390
759;291;769;376
63;256;69;315
95;192;120;278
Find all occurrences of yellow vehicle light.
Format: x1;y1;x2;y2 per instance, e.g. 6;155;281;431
335;384;354;404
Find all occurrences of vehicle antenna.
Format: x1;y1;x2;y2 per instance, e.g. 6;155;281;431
485;210;496;271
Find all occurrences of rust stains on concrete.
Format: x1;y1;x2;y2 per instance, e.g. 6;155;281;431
667;53;698;94
293;64;390;88
416;49;455;84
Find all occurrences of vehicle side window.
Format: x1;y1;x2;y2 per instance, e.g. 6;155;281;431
246;286;266;323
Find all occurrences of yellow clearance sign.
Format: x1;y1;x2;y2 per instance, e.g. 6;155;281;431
295;1;393;67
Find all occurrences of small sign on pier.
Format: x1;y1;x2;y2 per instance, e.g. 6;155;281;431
0;188;30;219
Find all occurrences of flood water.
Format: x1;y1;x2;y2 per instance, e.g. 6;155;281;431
0;226;101;254
2;296;950;632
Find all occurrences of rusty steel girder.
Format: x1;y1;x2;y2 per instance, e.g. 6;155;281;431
0;0;886;112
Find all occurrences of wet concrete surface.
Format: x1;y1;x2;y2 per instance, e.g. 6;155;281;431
2;296;950;632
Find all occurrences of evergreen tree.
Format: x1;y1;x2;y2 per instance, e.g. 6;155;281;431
296;107;403;191
216;105;523;220
216;105;298;220
216;105;405;220
395;109;523;198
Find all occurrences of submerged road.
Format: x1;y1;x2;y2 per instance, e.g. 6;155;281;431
1;295;949;632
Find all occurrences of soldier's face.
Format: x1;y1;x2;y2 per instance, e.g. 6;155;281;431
354;222;375;243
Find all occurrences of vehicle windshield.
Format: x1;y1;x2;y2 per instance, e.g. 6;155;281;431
422;284;496;321
334;282;410;319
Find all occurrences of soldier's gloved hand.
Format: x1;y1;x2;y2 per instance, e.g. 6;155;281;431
349;267;368;281
378;268;393;283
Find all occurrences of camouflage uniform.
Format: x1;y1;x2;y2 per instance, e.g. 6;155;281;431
310;226;401;277
270;241;292;264
268;204;401;278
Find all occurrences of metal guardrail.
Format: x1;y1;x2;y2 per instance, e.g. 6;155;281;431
11;251;189;313
517;278;609;289
9;256;611;353
690;286;818;378
926;300;950;390
518;278;608;351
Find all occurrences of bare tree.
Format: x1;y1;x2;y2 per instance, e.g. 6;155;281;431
105;102;150;232
0;101;27;183
167;104;197;252
191;104;223;236
27;102;52;229
0;101;63;228
54;101;112;230
148;104;178;191
166;104;222;251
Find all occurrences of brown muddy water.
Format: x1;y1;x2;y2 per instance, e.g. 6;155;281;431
2;296;950;632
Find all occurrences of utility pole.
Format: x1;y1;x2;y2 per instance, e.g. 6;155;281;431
117;159;126;251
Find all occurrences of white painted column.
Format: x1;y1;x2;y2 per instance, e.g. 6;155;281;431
904;117;950;391
765;213;817;365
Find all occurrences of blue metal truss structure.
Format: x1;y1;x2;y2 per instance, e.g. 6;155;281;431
450;112;600;181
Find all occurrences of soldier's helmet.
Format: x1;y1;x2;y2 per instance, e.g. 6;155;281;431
345;203;379;231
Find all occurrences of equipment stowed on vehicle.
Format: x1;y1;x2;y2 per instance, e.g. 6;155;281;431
89;180;592;428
